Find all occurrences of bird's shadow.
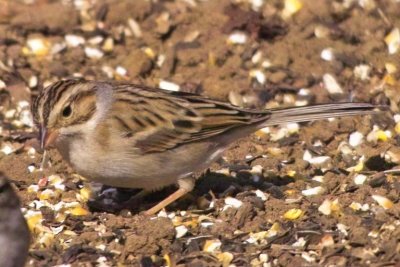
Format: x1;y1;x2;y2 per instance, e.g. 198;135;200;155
87;168;295;214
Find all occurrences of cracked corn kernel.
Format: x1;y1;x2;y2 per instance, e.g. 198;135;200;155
282;0;303;19
385;62;397;74
38;232;54;247
217;252;233;267
383;74;396;85
283;208;303;220
385;28;400;54
203;239;222;252
377;130;391;141
79;187;92;202
395;122;400;134
319;199;341;216
23;38;51;57
68;206;89;216
26;213;43;232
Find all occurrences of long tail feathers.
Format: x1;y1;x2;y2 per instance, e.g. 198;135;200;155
262;102;384;127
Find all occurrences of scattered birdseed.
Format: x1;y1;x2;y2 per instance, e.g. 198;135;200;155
249;69;266;84
282;0;303;19
245;224;281;244
349;202;370;211
367;126;392;143
372;195;393;209
88;36;104;45
318;199;340;216
142;47;156;59
23;38;51;57
323;73;344;94
349;131;364;147
65;34;85;47
102;37;114;52
127;18;143;37
301;251;317;263
227;32;248;44
283;208;303;220
312;176;324;182
354;174;367;185
203;239;222;252
261;59;272;68
320;48;335;61
385;62;397;74
1;143;15;155
224;197;243;209
159;80;180;91
384;28;400;54
314;25;330;38
346;156;365;172
251;51;263;64
354;64;371;80
115;66;128;77
302;186;326;196
303;150;331;167
217;252;234;267
28;76;39;88
84;47;104;59
319;234;335;248
336;223;348;236
255;189;268;201
292;237;307;247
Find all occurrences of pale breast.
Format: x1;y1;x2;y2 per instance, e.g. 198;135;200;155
57;135;227;191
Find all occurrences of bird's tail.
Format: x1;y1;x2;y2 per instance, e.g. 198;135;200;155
262;102;383;127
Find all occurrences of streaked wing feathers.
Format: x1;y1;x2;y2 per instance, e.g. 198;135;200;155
112;86;269;153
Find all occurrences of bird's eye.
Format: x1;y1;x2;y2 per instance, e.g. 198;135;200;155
62;105;72;117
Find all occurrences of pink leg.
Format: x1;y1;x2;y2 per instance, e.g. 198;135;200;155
144;177;195;215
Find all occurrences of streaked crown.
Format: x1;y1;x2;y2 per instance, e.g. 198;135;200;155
31;79;98;130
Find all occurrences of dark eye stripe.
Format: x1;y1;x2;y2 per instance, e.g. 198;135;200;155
37;79;90;125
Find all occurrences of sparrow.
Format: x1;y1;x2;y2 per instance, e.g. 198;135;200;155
31;79;381;215
0;174;30;267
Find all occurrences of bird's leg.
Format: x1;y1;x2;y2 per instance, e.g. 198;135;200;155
144;176;195;215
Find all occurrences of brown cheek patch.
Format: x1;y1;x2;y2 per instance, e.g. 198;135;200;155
72;95;97;125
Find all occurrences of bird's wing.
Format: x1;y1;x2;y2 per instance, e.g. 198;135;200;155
110;85;269;153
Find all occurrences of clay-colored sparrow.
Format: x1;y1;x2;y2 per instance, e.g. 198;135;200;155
32;79;380;215
0;174;30;267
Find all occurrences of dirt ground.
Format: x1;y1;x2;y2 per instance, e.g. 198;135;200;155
1;0;400;266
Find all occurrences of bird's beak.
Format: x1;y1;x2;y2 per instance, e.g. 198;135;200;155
40;126;59;150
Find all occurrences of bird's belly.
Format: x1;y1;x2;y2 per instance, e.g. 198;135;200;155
61;140;225;190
